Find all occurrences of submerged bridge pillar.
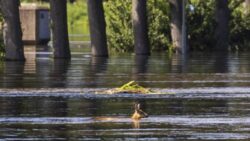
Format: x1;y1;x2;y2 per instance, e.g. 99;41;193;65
87;0;108;57
50;0;71;59
132;0;150;55
214;0;230;51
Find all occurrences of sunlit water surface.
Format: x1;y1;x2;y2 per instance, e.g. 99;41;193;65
0;46;250;140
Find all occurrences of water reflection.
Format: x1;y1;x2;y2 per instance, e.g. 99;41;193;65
85;57;108;87
133;55;149;74
169;53;189;73
49;59;71;87
0;97;232;120
0;46;250;88
0;97;249;140
1;45;250;140
214;52;229;73
132;55;149;86
2;62;25;88
132;119;141;128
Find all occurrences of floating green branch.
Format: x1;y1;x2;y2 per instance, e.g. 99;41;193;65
116;81;153;94
96;81;169;94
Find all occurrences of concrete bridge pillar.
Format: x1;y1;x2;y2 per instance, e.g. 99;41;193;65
87;0;108;57
132;0;150;55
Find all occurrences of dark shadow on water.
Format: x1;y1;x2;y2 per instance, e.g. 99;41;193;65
169;53;189;73
133;55;149;74
1;61;25;88
90;57;108;73
213;52;229;73
132;55;149;87
1;49;250;88
84;57;108;87
49;59;71;87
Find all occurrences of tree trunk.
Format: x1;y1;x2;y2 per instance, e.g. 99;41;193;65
0;0;25;61
87;0;108;57
132;0;150;55
169;0;183;53
214;0;230;51
50;0;71;59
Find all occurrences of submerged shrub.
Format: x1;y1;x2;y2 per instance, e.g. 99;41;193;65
104;1;134;53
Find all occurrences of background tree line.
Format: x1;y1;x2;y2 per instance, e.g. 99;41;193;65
0;10;4;57
0;0;250;58
105;0;250;53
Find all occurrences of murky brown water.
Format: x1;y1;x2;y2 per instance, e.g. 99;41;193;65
0;45;250;140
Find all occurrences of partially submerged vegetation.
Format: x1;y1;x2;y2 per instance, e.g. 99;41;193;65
96;81;154;94
96;81;170;94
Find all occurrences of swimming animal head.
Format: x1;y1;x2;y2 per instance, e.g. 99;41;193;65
131;103;148;120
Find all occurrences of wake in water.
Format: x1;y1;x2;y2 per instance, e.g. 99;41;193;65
1;87;250;99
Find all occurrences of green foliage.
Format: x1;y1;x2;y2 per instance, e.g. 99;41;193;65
96;80;174;94
4;0;250;53
114;81;153;94
104;0;250;52
21;0;36;2
20;0;48;3
188;0;250;51
104;0;171;53
229;1;250;50
104;1;133;53
147;0;171;51
96;81;154;94
67;0;89;35
187;0;216;51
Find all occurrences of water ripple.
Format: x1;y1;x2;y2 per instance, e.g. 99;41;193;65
0;116;250;125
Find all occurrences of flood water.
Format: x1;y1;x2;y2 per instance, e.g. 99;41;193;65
0;45;250;140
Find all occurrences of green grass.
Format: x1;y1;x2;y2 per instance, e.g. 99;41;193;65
67;0;89;36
